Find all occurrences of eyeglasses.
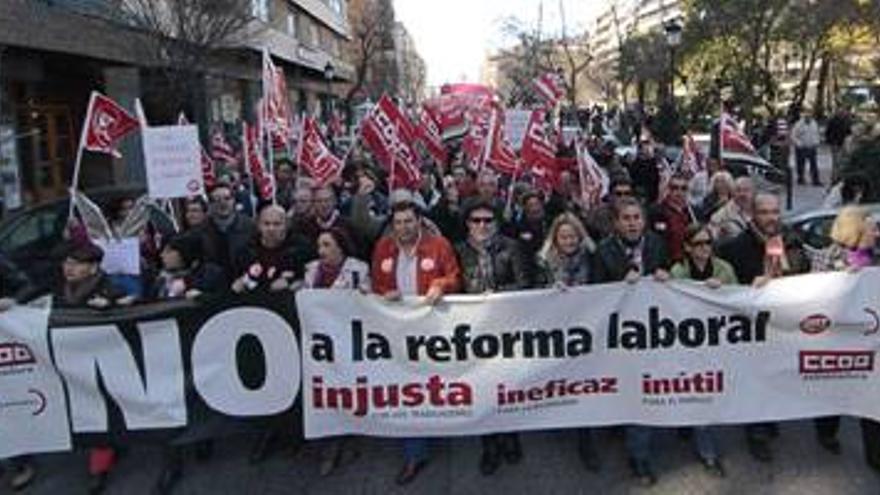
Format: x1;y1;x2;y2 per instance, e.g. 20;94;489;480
468;217;495;224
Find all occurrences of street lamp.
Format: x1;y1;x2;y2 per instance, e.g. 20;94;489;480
323;62;335;119
663;17;683;103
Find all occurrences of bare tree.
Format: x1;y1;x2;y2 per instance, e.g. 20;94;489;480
115;0;258;121
344;0;396;107
556;0;592;107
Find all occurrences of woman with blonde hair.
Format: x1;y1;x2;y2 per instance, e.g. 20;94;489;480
537;212;601;470
537;212;596;288
810;205;880;472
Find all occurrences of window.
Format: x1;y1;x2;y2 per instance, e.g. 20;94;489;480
287;13;297;36
251;0;269;22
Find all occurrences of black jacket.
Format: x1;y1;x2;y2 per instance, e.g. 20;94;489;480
455;235;528;294
0;254;34;301
195;214;256;280
593;231;669;283
627;156;661;204
717;227;808;284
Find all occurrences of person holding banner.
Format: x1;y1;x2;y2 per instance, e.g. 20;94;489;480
53;242;132;494
304;227;371;476
370;200;461;485
455;198;528;476
670;224;737;477
535;213;602;472
197;183;256;284
0;253;38;491
232;205;308;295
717;193;808;463
593;198;670;486
152;234;225;300
808;206;880;471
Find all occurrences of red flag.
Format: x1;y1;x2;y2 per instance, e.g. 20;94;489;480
532;72;565;107
297;117;343;187
210;128;237;165
422;93;476;140
360;94;422;190
678;132;704;176
461;99;496;169
243;122;274;200
262;50;293;148
576;140;610;209
328;110;345;139
521;110;557;171
720;113;758;156
82;92;140;158
416;108;448;165
440;83;494;98
484;112;520;176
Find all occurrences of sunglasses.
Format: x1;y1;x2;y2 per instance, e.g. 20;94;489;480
468;217;495;224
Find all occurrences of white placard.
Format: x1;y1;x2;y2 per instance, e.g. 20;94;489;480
143;125;203;199
504;110;532;150
95;237;141;276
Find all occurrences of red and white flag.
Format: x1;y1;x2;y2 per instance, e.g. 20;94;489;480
576;140;610;209
243;122;274;201
532;72;565;107
360;94;422;190
262;49;293;148
521;110;557;171
178;112;216;189
82;92;140;158
297;117;343;187
720;112;758;156
678;132;704;176
416;108;448;166
328;110;345;139
461;99;496;169
484;111;520;176
210;128;237;165
422;93;476;140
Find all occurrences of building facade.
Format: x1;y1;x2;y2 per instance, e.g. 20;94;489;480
0;0;353;209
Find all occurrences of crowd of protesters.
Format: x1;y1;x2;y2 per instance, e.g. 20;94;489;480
2;106;880;494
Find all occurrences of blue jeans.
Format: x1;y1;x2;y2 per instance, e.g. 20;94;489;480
625;426;654;463
402;438;428;463
693;426;719;461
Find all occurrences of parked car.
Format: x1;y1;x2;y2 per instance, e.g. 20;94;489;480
0;186;161;293
784;203;880;253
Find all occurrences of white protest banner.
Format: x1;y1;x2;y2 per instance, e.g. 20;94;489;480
95;237;141;276
143;125;202;199
504;109;532;150
0;299;71;457
297;270;880;438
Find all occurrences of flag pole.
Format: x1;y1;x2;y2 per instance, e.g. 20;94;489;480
68;91;98;219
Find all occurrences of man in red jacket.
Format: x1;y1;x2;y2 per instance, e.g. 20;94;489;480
370;199;460;485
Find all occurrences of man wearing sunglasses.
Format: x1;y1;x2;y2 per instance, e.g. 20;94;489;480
585;176;636;241
455;198;528;476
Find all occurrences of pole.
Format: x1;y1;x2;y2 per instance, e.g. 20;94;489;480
68;91;98;219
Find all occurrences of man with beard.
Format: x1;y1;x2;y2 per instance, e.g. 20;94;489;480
455;199;528;475
593;198;669;486
371;200;460;485
717;193;808;462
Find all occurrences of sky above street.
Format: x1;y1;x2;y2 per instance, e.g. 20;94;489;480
394;0;607;88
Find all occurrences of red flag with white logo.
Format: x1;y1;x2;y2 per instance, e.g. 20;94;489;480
532;72;565;107
679;132;704;176
82;92;140;158
360;94;422;190
484;111;521;176
243;121;274;200
521;110;557;171
461;99;496;169
297;117;344;187
576;140;610;209
416;108;448;166
210;128;237;165
720;112;758;156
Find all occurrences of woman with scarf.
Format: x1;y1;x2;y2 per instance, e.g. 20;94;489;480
536;212;602;472
303;227;370;476
153;234;225;300
809;206;880;472
53;242;131;495
669;224;736;477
